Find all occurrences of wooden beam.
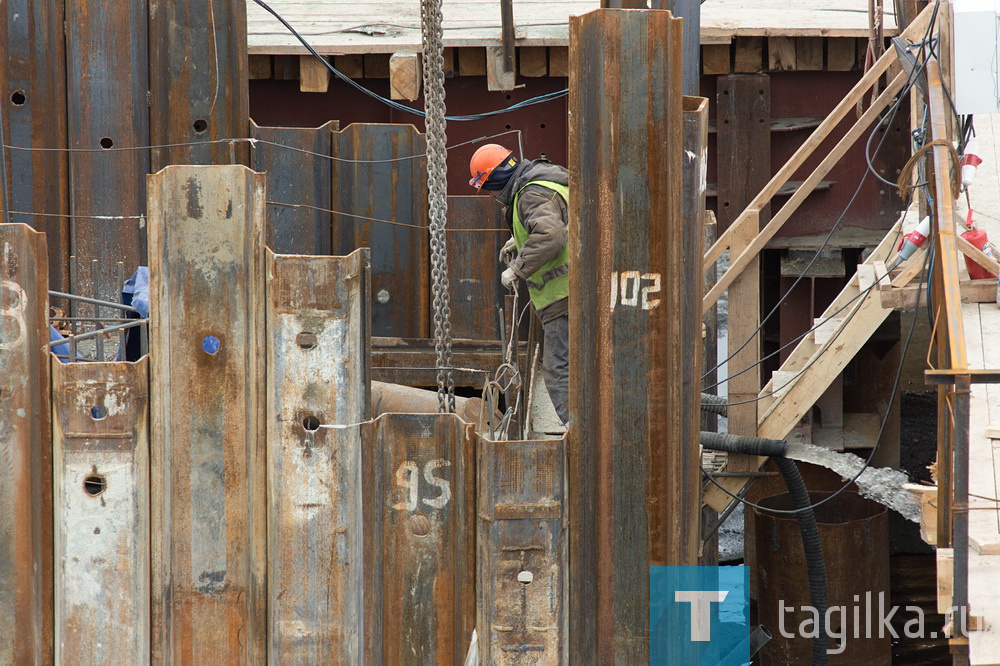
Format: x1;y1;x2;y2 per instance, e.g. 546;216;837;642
519;46;547;77
249;55;272;79
768;37;796;71
727;211;762;472
458;47;486;76
827;38;857;71
702;44;730;75
443;48;456;77
363;53;390;78
334;54;364;79
299;55;330;93
733;36;763;73
880;278;997;309
716;75;771;232
486;45;516;91
273;54;299;80
389;52;421;100
548;46;569;77
795;37;823;70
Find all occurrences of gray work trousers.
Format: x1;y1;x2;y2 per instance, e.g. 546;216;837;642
542;314;569;424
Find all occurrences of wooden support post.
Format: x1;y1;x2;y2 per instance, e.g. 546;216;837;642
477;436;567;663
827;38;857;71
334;54;364;79
548;46;569;77
519;46;547;77
716;75;771;232
734;36;763;73
727;213;762;468
569;10;697;662
458;47;486;76
486;45;516;91
389;52;421;100
363;54;390;78
768;37;796;71
148;166;266;663
266;249;370;661
702;44;731;75
362;414;475;664
299;55;331;93
249;55;272;79
795;37;824;71
53;358;149;662
0;223;52;664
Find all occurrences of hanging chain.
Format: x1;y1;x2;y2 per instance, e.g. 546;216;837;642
421;0;455;412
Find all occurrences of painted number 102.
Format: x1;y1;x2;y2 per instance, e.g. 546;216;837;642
610;271;661;312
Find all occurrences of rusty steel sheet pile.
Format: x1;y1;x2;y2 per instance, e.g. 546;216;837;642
362;412;476;664
148;165;267;663
477;435;567;665
52;357;150;662
265;248;370;662
0;223;53;664
568;8;701;662
331;123;430;339
445;196;507;341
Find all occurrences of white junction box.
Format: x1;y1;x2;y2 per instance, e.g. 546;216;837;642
954;0;1000;114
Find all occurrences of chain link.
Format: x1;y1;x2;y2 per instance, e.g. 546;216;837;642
421;0;455;412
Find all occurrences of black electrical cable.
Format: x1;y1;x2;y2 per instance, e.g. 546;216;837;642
703;243;931;516
249;0;568;122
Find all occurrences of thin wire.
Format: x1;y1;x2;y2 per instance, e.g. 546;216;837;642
704;241;931;515
267;201;508;232
0;92;10;225
249;0;567;122
9;210;146;220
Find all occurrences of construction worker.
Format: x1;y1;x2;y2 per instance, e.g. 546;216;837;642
469;144;570;424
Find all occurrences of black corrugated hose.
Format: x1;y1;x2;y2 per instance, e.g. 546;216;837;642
700;432;829;665
700;392;728;416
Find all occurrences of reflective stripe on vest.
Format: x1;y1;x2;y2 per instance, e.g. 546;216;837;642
512;180;570;311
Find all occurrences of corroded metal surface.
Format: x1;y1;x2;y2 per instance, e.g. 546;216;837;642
362;413;475;665
65;0;149;303
0;223;52;664
53;357;149;662
330;123;429;338
266;248;370;663
446;195;505;341
0;0;70;290
372;380;500;432
148;0;250;169
568;9;698;662
148;166;266;664
477;436;567;665
251;120;337;255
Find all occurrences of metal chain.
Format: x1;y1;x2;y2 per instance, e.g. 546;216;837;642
421;0;455;412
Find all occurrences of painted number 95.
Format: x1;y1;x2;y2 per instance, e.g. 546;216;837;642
610;271;661;312
392;459;451;511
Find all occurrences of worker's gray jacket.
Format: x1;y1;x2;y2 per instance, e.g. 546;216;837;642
496;159;570;323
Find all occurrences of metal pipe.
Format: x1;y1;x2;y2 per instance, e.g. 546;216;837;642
45;319;149;348
953;374;971;656
49;290;139;313
500;0;515;73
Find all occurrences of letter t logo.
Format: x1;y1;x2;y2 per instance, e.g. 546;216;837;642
674;590;728;641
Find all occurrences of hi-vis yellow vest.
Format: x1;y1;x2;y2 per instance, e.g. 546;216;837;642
512;180;570;311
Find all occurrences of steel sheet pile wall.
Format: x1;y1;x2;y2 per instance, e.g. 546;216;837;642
53;357;149;662
0;1;70;291
148;165;266;663
331;124;429;338
568;9;701;662
251;120;338;255
65;0;150;304
0;224;52;663
266;248;370;662
148;0;250;169
477;436;567;665
362;413;475;665
446;196;505;341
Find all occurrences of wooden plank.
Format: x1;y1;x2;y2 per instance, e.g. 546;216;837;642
716;75;771;232
443;47;456;77
486;45;516;90
0;224;52;664
937;548;955;614
458;47;487;76
334;54;364;79
148;166;266;663
548;46;568;77
389;52;421;100
880;278;996;309
733;36;763;72
957;234;1000;277
249;54;272;79
727;211;761;472
768;36;796;71
330;123;429;338
362;414;475;665
273;54;299;80
363;53;389;78
266;250;370;661
795;37;823;70
519;46;548;77
299;55;331;92
53;358;149;662
827;37;857;71
250;120;337;255
477;436;566;664
702;43;731;75
446;196;505;340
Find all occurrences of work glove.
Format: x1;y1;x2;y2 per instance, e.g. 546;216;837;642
501;267;518;291
499;237;517;266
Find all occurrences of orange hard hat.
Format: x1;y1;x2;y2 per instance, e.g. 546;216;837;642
469;144;514;189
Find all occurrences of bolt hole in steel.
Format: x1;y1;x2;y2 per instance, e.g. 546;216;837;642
302;414;320;432
192;118;209;134
201;335;221;355
83;474;107;497
90;405;108;420
410;514;431;537
517;570;534;584
376;289;390;304
296;331;318;350
10;90;25;106
100;137;114;149
539;123;546;129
